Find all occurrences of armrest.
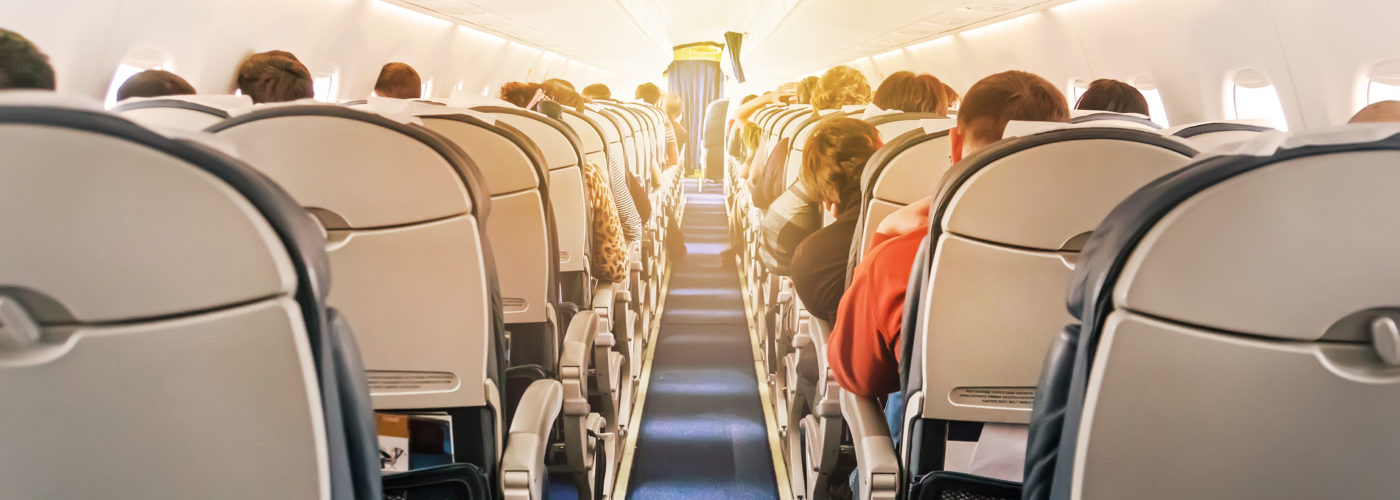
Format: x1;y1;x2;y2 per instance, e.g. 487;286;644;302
501;380;564;500
560;310;598;417
592;282;614;332
809;317;842;417
842;390;901;500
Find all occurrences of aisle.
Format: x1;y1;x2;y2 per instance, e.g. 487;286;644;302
625;180;779;499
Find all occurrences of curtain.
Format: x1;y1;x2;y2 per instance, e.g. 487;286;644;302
667;59;723;174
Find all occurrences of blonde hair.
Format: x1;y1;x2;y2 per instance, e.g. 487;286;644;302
811;65;872;110
801;117;881;205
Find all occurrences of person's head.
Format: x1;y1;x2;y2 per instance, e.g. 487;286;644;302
582;83;611;100
115;70;195;101
500;81;541;108
872;71;946;115
544;78;575;90
952;70;1069;162
665;95;683;121
0;28;55;90
373;62;421;99
1075;78;1149;115
796;75;819;105
542;80;586;112
741;122;761;158
635;82;661;105
236;50;313;104
1349;101;1400;124
802;117;882;207
811;65;872;110
941;81;960;111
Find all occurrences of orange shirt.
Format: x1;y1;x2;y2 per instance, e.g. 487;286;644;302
827;225;929;398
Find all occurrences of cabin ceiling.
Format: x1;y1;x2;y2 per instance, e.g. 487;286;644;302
388;0;1064;83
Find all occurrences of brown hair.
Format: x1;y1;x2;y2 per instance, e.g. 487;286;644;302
958;70;1069;145
0;28;55;90
801;117;881;205
543;80;586;112
544;78;575;90
1075;78;1149;116
582;83;611;100
635;82;661;105
941;81;960;110
1349;100;1400;124
236;51;313;104
796;75;820;104
374;62;421;99
873;71;946;115
500;81;540;108
811;65;871;110
116;70;195;101
664;95;683;119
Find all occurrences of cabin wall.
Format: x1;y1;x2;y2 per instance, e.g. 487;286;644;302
849;0;1400;130
0;0;623;102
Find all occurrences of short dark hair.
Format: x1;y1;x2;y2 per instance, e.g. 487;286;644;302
116;70;195;101
635;82;661;105
958;70;1069;145
236;50;313;104
544;78;574;90
873;71;946;115
500;81;540;108
1075;78;1150;116
582;83;611;100
0;28;56;90
802;117;881;205
543;80;586;112
374;62;421;99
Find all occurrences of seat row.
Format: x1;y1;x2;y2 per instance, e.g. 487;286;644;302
0;89;682;500
728;101;1400;499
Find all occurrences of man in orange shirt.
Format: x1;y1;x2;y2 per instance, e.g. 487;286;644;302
828;71;1070;441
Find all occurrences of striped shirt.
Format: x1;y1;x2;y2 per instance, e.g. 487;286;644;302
607;152;643;242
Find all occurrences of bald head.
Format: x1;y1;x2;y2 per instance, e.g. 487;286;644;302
1349;101;1400;124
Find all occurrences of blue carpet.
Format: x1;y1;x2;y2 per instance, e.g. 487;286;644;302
626;180;779;499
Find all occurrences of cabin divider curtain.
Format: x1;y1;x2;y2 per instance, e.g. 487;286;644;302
667;59;723;173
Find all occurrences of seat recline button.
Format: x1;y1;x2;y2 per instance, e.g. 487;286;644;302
0;296;41;350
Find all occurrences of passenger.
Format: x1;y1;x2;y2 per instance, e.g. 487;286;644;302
236;50;314;104
635;82;661;105
501;80;629;282
869;70;946;115
787;117;882;323
373;62;421;99
1348;100;1400;124
638;82;680;169
551;80;644;244
796;75;819;105
582;83;611;100
115;70;194;101
544;78;575;91
1074;78;1149;116
941;81;960;111
755;66;873;274
0;28;56;90
665;95;687;160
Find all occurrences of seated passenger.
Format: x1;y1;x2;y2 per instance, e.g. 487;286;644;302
787;117;882;323
797;75;819;105
1074;78;1149;116
373;62;421;99
1348;100;1400;124
582;83;611;101
544;78;575;91
0;28;56;90
638;82;679;173
501;80;629;283
236;50;313;104
941;80;960;112
827;69;1069;411
115;70;195;101
756;66;873;273
866;70;947;117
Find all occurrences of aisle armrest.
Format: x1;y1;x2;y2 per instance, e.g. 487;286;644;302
809;316;842;418
842;390;900;500
501;379;564;500
593;283;614;333
560;310;599;417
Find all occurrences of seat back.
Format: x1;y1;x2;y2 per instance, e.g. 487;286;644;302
849;119;955;277
1035;126;1400;500
1069;111;1160;130
600;104;642;178
560;108;609;171
209;105;503;468
113;94;253;131
0;97;342;498
907;127;1197;477
1169;121;1274;151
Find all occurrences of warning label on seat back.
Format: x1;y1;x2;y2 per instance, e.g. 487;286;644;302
949;387;1036;409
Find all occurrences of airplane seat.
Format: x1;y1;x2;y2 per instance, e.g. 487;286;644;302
784;108;861;191
847;119;956;282
1024;125;1400;500
846;126;1199;500
1068;111;1161;130
112;94;254;131
0;94;379;499
864;112;951;141
1167;121;1275;152
206;105;564;499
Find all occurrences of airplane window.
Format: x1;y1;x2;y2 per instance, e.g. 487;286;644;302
1068;79;1089;103
421;79;434;99
1367;60;1400;104
313;71;339;103
1132;77;1170;127
104;63;163;108
1229;69;1288;131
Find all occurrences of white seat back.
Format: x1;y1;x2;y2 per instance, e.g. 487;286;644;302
1169;121;1275;152
113;94;253;131
849;119;956;273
